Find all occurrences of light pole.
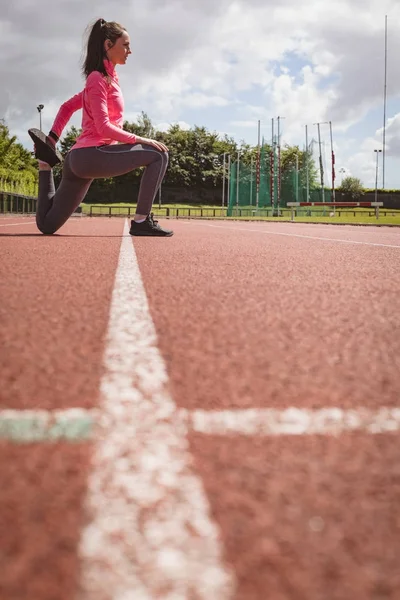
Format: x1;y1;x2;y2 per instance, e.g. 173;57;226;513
37;104;44;131
374;149;382;203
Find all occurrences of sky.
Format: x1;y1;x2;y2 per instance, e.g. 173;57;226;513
1;0;400;189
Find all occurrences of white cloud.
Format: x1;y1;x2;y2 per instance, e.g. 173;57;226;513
156;121;191;133
231;121;259;128
1;0;400;187
379;114;400;156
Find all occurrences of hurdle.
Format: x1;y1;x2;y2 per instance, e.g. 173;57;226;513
287;202;384;222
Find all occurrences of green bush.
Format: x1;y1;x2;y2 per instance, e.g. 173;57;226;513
337;176;365;201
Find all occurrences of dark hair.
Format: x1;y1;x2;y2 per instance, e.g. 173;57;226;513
82;18;126;78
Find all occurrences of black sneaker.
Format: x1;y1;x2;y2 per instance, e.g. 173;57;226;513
28;128;63;167
129;213;174;237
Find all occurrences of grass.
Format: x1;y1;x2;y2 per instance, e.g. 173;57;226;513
81;203;400;226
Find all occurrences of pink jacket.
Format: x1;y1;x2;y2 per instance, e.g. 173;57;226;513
50;59;136;150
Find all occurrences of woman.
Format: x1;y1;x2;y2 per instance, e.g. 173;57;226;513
29;18;173;237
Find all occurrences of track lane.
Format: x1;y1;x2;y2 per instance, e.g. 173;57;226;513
0;218;125;600
2;216;399;600
0;219;124;410
135;220;400;412
0;442;90;600
135;218;400;599
190;431;400;600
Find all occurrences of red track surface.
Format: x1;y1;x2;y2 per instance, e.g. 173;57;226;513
1;216;399;599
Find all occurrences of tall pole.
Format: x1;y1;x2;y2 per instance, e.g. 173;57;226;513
383;15;388;189
222;153;226;207
236;151;240;212
250;156;253;206
317;123;324;203
271;118;275;213
374;149;382;203
314;122;329;205
329;121;335;202
256;120;261;208
295;154;299;202
277;116;281;212
227;154;231;213
305;125;309;202
277;116;286;212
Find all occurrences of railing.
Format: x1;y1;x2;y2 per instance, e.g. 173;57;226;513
287;202;384;221
88;205;229;219
0;191;37;214
0;196;396;221
88;206;295;218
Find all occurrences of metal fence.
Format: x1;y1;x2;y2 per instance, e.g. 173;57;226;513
1;194;398;221
88;205;229;219
0;192;37;214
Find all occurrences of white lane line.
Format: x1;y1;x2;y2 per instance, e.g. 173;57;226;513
77;219;234;600
3;406;400;443
0;220;36;227
0;408;98;442
206;223;400;248
180;407;400;436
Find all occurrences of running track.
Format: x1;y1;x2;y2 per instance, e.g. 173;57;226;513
1;215;399;600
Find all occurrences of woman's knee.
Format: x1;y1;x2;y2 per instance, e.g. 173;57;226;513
36;215;58;235
38;224;57;235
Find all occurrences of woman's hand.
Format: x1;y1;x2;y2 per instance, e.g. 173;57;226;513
136;136;168;152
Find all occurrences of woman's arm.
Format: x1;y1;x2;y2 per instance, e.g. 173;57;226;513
48;91;84;142
86;72;137;144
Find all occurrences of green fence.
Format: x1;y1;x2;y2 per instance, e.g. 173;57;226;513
227;147;324;216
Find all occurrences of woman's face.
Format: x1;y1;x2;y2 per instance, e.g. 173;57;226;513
106;31;131;66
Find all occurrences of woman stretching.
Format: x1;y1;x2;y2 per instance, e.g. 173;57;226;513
29;18;173;237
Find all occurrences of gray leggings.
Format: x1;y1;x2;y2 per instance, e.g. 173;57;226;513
36;143;169;234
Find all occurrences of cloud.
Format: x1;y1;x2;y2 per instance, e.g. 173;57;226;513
1;0;399;186
379;113;400;156
156;120;191;133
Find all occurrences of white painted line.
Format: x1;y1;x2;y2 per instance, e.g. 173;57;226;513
207;223;400;248
0;408;97;442
3;405;399;443
0;220;36;228
180;407;400;436
77;220;234;600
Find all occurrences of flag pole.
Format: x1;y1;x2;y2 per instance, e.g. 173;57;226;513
256;120;261;208
382;14;388;189
305;125;309;202
329;121;335;213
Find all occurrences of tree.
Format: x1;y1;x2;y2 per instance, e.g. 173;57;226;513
280;144;319;189
59;126;81;154
123;111;155;138
338;176;365;200
0;120;37;194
